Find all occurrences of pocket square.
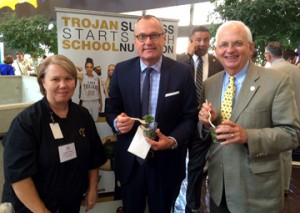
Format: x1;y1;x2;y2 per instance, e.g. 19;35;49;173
165;91;180;97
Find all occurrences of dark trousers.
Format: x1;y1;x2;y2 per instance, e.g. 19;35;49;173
121;159;178;213
210;189;231;213
186;130;210;213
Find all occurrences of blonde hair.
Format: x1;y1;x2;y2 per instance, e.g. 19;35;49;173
37;55;77;96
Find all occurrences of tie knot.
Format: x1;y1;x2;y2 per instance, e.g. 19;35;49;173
198;56;203;64
144;67;153;74
229;76;235;87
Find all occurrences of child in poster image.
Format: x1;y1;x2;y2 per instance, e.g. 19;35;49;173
77;57;102;121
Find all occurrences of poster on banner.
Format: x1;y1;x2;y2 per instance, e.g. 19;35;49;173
56;7;179;201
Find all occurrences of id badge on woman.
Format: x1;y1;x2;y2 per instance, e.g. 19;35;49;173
50;123;77;163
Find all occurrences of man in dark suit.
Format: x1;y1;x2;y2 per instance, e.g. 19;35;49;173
105;15;198;213
199;21;300;213
176;26;223;213
177;26;223;83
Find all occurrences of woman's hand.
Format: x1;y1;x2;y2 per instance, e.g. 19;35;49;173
84;187;97;212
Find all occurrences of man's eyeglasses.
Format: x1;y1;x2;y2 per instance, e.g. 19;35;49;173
217;41;249;49
135;33;164;42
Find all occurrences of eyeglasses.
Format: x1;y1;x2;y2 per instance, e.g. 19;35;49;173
135;33;164;42
217;41;249;49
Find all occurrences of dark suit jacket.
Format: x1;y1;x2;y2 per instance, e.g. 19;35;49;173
176;53;223;79
105;56;198;190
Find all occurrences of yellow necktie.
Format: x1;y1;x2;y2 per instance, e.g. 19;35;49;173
220;76;236;120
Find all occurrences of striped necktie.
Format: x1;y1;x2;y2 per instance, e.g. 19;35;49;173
220;76;236;120
195;56;203;104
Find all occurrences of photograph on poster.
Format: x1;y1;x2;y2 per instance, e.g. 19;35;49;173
77;57;102;122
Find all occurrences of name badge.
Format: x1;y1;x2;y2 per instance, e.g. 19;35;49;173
58;143;77;163
50;123;64;139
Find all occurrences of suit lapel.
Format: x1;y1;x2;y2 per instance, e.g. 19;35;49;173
155;57;170;121
208;54;222;77
132;59;142;117
231;63;260;122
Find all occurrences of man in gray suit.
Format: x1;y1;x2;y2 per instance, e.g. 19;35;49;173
175;26;223;213
199;21;300;213
265;41;300;196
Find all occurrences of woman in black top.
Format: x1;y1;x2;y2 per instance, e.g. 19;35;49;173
2;55;107;213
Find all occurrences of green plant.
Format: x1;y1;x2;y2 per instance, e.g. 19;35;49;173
143;115;155;124
0;12;58;59
141;115;157;139
209;0;300;65
141;122;157;140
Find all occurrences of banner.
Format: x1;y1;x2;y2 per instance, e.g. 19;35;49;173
56;7;179;207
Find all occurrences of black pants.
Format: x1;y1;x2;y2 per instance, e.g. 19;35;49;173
121;159;178;213
186;130;210;213
210;189;231;213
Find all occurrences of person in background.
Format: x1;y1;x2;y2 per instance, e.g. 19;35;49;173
12;50;32;76
265;41;300;196
0;55;15;75
77;57;103;121
93;65;102;77
101;64;116;99
41;55;47;63
37;55;48;70
283;49;299;65
2;55;107;213
199;21;300;213
176;26;223;213
251;48;258;63
105;15;198;213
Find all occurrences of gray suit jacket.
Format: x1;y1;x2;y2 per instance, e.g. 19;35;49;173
270;59;300;114
202;61;300;213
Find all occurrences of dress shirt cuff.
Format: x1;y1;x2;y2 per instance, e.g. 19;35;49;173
168;136;178;150
113;118;121;133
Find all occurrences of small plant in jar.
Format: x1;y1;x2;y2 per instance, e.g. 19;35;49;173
142;115;157;140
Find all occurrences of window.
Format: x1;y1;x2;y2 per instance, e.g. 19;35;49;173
176;37;189;54
146;5;191;26
121;11;143;16
193;2;221;25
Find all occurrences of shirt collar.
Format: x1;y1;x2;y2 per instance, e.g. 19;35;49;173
271;58;285;65
224;60;249;84
193;53;208;62
140;56;162;73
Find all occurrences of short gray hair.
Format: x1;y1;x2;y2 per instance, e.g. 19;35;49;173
215;21;253;46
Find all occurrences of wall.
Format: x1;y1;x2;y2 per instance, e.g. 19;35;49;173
0;76;22;105
0;76;42;134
